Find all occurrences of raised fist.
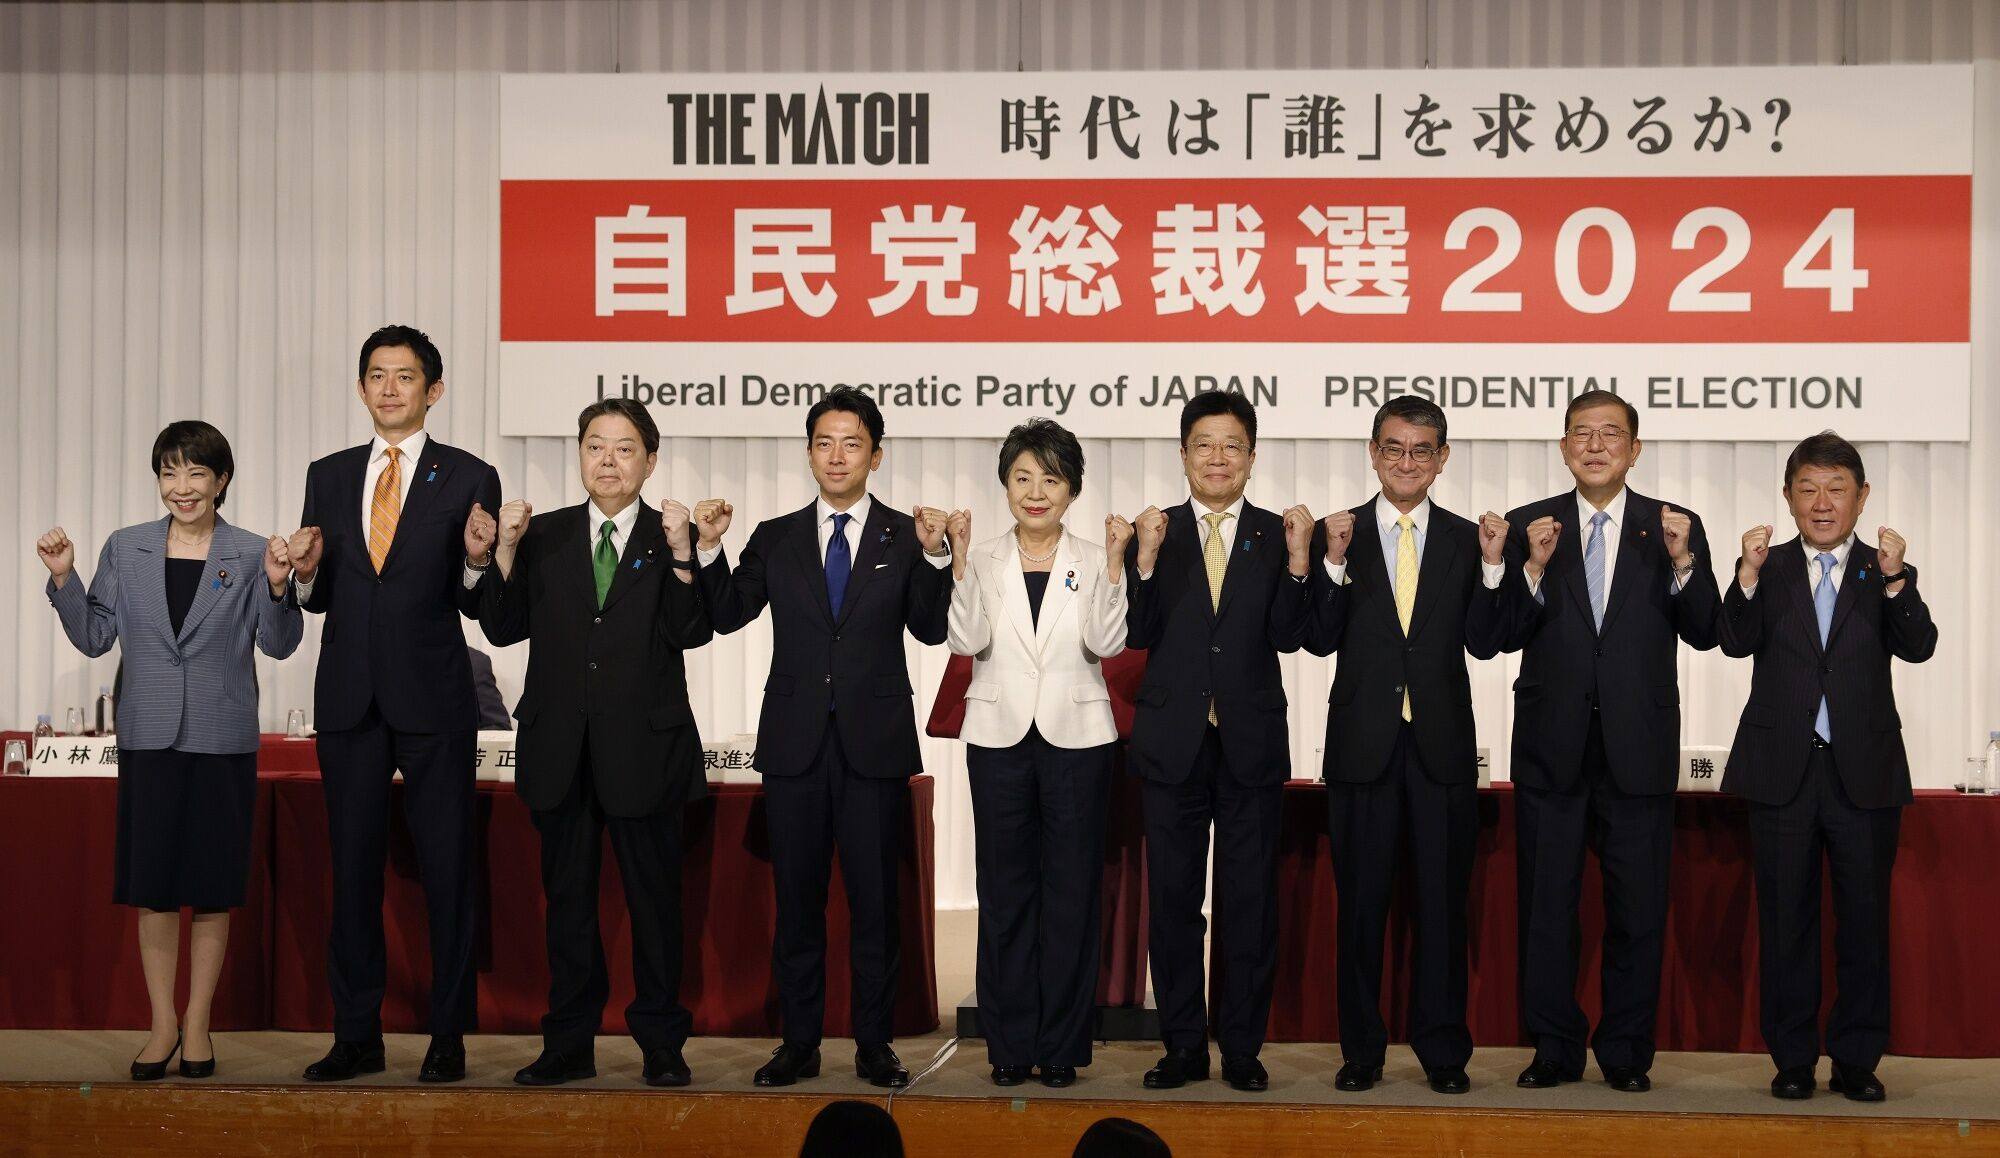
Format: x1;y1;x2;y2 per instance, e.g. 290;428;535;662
287;527;324;581
694;499;733;549
1876;526;1907;579
37;527;75;584
1477;511;1508;566
661;499;692;555
1104;514;1134;561
945;509;972;559
1524;516;1562;575
1661;505;1693;568
263;535;291;593
465;502;497;561
914;505;949;553
1282;505;1314;560
1135;507;1168;554
1322;510;1356;566
1737;524;1773;588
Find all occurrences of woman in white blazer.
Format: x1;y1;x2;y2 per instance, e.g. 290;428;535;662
945;419;1132;1090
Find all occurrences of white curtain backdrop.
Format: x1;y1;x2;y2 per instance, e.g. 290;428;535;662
5;0;1996;909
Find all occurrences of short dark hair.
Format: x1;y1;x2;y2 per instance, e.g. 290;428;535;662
1178;392;1258;447
1073;1117;1170;1158
799;1100;902;1158
1563;389;1638;439
1371;396;1447;446
1784;429;1866;488
576;398;660;456
997;418;1085;495
357;324;443;385
151;420;235;509
805;387;884;449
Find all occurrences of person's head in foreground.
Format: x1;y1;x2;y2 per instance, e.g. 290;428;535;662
1073;1116;1172;1158
798;1099;904;1158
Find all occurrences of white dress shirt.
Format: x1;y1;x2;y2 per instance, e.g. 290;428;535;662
1739;533;1888;600
462;496;644;590
1137;496;1245;582
695;492;951;569
1326;495;1508;589
296;430;429;603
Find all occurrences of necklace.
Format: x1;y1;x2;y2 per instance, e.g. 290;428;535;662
1015;527;1061;564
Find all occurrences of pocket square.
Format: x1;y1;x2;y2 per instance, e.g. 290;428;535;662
874;563;890;570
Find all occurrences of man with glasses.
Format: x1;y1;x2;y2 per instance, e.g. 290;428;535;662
1123;392;1314;1093
1303;397;1510;1095
1491;390;1720;1094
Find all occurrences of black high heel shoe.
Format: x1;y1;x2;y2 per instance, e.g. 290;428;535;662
179;1034;215;1079
131;1033;182;1082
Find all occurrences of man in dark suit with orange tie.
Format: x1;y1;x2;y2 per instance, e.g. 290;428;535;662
1719;431;1936;1103
1303;397;1509;1095
291;325;502;1083
691;388;955;1089
1494;390;1720;1094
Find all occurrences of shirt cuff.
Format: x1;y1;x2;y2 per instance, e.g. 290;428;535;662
293;573;316;603
1323;558;1348;584
696;545;721;568
1480;560;1504;589
925;549;952;569
461;563;486;590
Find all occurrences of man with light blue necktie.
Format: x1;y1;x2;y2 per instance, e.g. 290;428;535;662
1718;432;1935;1104
1490;390;1721;1094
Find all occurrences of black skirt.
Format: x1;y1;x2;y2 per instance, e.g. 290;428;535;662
114;748;258;910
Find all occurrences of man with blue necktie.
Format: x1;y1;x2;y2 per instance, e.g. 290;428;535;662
1719;432;1935;1103
691;388;955;1089
1492;390;1721;1094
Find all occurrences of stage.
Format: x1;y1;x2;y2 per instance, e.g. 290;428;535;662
4;1030;1996;1156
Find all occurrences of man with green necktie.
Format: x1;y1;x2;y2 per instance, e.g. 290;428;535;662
466;397;711;1088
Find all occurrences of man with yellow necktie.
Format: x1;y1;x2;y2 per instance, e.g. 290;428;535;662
1303;398;1510;1095
1124;393;1314;1094
291;326;503;1084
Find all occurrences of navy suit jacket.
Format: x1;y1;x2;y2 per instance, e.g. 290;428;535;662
1495;489;1721;795
1304;500;1506;785
1718;538;1937;809
299;438;501;733
1125;500;1311;787
698;497;953;779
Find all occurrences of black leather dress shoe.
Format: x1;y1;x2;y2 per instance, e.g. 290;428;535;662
1334;1061;1383;1092
1427;1066;1471;1094
991;1064;1031;1086
1039;1065;1076;1088
1771;1064;1816;1100
1829;1063;1885;1102
418;1035;466;1083
1602;1066;1651;1093
131;1033;181;1082
1515;1058;1577;1088
855;1043;909;1088
644;1047;691;1088
1142;1048;1210;1090
303;1039;386;1082
1221;1055;1269;1092
754;1043;821;1087
514;1048;596;1086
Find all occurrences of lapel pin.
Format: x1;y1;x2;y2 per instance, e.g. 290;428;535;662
632;558;644;571
425;464;438;482
1858;567;1868;581
213;568;232;591
1064;570;1078;591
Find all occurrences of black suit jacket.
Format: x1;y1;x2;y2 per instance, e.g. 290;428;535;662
299;438;501;733
1495;489;1721;795
1304;500;1506;785
476;502;712;817
698;497;953;779
1125;500;1311;787
466;647;512;731
1718;538;1937;809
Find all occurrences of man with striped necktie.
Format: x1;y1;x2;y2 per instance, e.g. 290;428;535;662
1125;392;1315;1094
291;325;502;1084
1718;432;1935;1103
1492;389;1720;1095
1302;397;1510;1096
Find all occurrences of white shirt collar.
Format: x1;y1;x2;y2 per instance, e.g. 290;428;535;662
1576;486;1628;531
1188;494;1246;526
588;497;643;541
1806;534;1855;570
370;429;428;466
817;493;873;529
1375;494;1431;536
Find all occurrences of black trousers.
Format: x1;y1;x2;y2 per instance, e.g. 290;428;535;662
1142;725;1283;1059
532;747;691;1057
763;726;907;1048
967;729;1113;1068
1747;741;1901;1073
316;703;478;1041
1515;713;1672;1076
1327;724;1477;1072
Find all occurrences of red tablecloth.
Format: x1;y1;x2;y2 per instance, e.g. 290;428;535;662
1248;781;2000;1057
0;734;939;1039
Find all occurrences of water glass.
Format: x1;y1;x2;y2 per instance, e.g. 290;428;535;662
286;708;310;738
64;708;83;736
1968;755;1992;795
2;738;28;776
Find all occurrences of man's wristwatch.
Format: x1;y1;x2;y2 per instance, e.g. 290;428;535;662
466;553;492;571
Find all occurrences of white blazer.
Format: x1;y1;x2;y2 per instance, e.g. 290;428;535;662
948;530;1128;749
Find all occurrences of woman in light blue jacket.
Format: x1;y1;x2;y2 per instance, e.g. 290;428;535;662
38;420;302;1081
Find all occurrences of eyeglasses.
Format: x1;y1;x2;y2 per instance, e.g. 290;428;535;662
1565;426;1631;447
1374;443;1440;464
1187;439;1250;461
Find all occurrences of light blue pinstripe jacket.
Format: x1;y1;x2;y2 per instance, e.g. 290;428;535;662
47;516;303;754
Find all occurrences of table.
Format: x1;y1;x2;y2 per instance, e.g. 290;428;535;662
1235;781;2000;1057
0;735;939;1038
